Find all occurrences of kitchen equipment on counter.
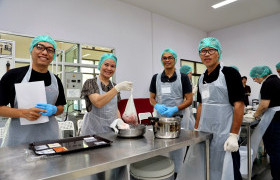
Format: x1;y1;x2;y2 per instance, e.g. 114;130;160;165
117;124;146;138
148;115;183;139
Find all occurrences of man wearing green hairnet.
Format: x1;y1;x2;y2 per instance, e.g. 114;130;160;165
149;48;193;177
0;35;66;146
180;37;244;180
249;66;280;180
276;62;280;76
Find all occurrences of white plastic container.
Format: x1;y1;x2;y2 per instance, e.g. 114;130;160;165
239;146;253;175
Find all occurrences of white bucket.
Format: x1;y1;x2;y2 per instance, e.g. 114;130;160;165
239;146;253;175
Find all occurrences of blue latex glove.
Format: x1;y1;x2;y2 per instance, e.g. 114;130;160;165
154;104;168;115
163;106;179;117
36;103;57;116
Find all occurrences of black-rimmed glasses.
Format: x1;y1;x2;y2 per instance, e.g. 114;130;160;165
35;44;55;54
162;56;174;61
200;49;217;56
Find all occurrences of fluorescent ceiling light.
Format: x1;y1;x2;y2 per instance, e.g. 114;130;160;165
212;0;238;9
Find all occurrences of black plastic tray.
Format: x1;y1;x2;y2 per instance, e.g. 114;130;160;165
29;135;113;156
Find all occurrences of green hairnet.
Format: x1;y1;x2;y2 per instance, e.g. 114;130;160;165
249;66;272;78
161;48;177;64
198;37;221;61
180;65;193;74
231;66;239;72
276;62;280;69
98;53;117;70
29;35;57;60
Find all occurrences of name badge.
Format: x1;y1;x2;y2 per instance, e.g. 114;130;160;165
161;85;171;94
201;84;210;99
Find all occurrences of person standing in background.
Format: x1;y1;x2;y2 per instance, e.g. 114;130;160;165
276;62;280;76
242;76;251;106
250;66;280;180
180;65;197;130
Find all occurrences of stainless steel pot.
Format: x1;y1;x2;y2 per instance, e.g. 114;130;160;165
149;115;182;139
117;124;146;138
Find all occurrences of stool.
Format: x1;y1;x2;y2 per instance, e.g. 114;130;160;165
130;155;175;180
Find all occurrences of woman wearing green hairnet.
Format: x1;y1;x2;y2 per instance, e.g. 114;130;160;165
80;53;133;136
80;53;132;180
0;35;66;146
249;66;280;180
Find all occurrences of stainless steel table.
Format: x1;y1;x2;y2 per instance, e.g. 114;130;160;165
241;119;259;180
0;128;212;180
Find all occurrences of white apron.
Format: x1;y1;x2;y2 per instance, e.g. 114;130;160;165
178;63;235;180
81;76;117;135
185;106;195;130
250;75;280;167
156;70;187;173
80;77;127;180
2;65;59;147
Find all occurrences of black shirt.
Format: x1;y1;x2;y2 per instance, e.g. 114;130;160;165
260;75;280;121
149;70;192;96
0;66;66;108
197;64;245;106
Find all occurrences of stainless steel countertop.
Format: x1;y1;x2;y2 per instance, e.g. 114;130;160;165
0;128;212;180
242;118;260;126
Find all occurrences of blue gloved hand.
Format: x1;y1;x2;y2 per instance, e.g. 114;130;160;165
36;103;57;116
163;106;179;117
154;104;168;115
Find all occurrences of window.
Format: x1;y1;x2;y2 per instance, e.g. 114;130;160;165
180;59;205;86
0;32;114;114
180;59;206;108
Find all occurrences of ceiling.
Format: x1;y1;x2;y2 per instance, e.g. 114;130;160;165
118;0;280;32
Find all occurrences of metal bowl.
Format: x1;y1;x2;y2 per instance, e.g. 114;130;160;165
117;124;146;138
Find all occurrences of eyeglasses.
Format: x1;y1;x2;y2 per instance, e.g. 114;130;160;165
35;44;55;54
200;49;217;56
162;56;174;61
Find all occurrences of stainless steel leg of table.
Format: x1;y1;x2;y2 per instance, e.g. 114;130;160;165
247;125;252;180
205;139;210;180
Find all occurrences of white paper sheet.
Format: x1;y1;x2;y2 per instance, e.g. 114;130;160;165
15;81;49;125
